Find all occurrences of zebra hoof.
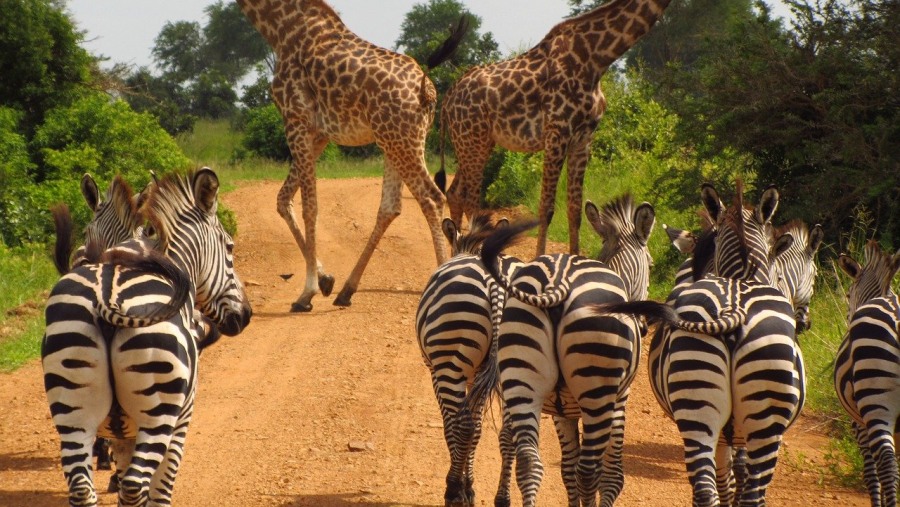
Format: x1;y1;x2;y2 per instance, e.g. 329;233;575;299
333;288;354;307
493;496;511;507
319;274;335;297
107;474;120;493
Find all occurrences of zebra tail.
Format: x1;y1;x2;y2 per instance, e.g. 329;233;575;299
591;300;679;326
590;300;746;335
50;203;75;275
480;219;569;308
96;248;192;328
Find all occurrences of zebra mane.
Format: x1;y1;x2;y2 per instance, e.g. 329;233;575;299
107;175;139;225
595;193;636;263
453;213;502;255
775;219;809;248
862;240;900;298
691;227;717;281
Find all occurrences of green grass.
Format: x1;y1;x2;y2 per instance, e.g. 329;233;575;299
0;243;57;372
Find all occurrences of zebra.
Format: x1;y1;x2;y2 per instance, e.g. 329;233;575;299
416;213;521;507
772;220;824;333
593;182;804;507
42;168;252;507
477;194;655;507
51;173;148;476
835;240;900;507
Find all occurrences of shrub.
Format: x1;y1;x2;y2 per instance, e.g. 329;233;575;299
484;150;542;208
241;104;290;161
31;92;191;186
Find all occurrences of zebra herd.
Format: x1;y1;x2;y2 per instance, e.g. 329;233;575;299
416;181;899;507
42;168;252;506
38;172;897;506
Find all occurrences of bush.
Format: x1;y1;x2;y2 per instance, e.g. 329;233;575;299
241;104;290;161
31;93;191;186
484;150;542;208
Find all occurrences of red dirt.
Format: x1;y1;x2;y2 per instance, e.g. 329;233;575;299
0;177;868;506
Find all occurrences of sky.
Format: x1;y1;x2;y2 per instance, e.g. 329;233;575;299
67;1;794;71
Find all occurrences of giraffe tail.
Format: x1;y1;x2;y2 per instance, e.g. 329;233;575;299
424;14;470;70
435;105;447;193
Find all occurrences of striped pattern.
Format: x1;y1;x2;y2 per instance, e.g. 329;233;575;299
478;194;654;507
835;240;900;507
595;183;804;507
415;215;521;507
42;168;252;507
772;220;824;333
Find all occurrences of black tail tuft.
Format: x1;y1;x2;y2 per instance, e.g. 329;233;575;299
50;203;75;275
425;15;470;69
434;168;446;194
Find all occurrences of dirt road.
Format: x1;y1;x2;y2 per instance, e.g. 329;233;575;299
0;177;867;506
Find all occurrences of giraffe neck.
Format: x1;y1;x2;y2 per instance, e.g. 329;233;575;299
236;0;347;54
564;0;672;71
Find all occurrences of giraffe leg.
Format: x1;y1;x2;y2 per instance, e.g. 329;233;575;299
447;136;493;228
277;129;331;312
333;167;405;306
565;136;591;255
536;129;566;256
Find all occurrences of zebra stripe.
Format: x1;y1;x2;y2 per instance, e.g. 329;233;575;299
835;240;900;507
416;214;521;507
773;220;824;333
478;194;654;507
42;168;252;507
595;182;804;507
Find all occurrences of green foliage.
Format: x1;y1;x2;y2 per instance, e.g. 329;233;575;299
190;70;238;119
0;109;35;230
0;0;93;134
31;93;190;184
123;67;197;135
241;104;290;161
0;242;57;317
202;1;272;84
152;20;204;83
484;151;542;208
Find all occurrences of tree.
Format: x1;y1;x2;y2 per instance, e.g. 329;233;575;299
202;1;273;81
394;0;501;94
663;0;900;245
123;67;197;135
0;0;93;134
152;21;205;84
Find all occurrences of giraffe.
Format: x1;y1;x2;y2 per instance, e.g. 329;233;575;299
438;0;672;256
236;0;465;311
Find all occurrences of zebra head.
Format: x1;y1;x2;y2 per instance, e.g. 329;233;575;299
838;240;900;318
80;174;144;258
143;168;253;337
585;194;656;301
773;221;825;332
699;181;787;285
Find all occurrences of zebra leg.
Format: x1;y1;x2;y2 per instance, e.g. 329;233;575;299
714;443;736;507
599;392;629;507
852;423;881;507
108;439;135;495
147;411;194;506
494;410;514;507
93;438;111;470
553;416;581;507
739;433;787;507
432;373;469;507
869;431;897;507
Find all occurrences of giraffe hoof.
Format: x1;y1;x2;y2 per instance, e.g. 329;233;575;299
319;274;335;297
333;288;354;307
290;296;314;312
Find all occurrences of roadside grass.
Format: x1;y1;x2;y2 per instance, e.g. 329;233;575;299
0;243;57;372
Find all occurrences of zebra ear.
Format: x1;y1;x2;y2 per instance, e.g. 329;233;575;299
441;218;458;245
837;254;861;280
584;200;607;238
633;202;655;245
664;224;696;254
771;232;794;259
808;224;825;255
700;184;723;224
81;173;101;212
757;185;780;224
193;167;220;215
